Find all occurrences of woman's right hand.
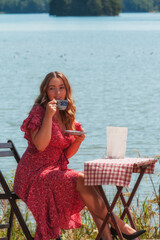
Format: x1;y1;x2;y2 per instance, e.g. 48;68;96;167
45;98;57;118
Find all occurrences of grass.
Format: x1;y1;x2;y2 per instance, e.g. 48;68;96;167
0;158;159;240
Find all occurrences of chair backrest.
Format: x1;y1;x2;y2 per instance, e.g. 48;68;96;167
0;140;20;164
0;141;34;240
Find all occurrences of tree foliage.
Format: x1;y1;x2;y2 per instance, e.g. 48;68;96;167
0;0;160;14
122;0;160;12
0;0;49;13
49;0;121;16
154;0;160;10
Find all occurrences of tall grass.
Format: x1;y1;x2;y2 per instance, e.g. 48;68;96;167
0;159;159;240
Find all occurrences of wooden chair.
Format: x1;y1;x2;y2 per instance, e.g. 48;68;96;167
0;140;62;240
0;140;34;240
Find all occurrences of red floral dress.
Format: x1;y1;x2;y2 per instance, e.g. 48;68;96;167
13;105;85;240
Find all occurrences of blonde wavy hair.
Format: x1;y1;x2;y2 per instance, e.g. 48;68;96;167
32;71;76;130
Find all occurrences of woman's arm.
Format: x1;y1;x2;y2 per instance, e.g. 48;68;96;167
31;99;57;151
65;134;85;159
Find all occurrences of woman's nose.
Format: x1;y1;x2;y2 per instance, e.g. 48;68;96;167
55;88;60;96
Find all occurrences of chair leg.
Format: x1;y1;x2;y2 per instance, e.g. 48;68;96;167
10;195;34;240
0;172;34;240
7;207;14;240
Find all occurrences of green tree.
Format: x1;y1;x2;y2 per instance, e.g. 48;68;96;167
49;0;122;16
122;0;154;12
110;0;121;15
0;0;49;13
49;0;71;15
153;0;160;11
101;0;113;15
87;0;103;16
69;0;88;16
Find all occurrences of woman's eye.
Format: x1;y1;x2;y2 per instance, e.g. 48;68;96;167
60;87;65;90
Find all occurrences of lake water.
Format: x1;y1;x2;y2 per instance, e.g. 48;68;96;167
0;13;160;206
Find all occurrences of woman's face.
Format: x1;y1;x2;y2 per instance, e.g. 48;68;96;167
47;77;66;101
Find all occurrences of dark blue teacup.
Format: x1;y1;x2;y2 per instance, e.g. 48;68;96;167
56;100;68;110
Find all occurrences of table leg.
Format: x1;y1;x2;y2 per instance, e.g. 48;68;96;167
95;185;124;240
120;166;148;224
119;192;136;229
115;165;148;240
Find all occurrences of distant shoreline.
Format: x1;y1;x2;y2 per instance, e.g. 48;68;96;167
0;11;159;15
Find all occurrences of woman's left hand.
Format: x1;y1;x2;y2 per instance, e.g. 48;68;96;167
74;128;86;143
65;128;86;158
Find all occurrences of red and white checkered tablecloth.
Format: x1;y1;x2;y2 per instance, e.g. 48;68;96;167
84;158;156;188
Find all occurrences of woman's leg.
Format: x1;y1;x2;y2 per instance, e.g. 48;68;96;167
94;186;135;235
89;210;113;240
76;173;136;236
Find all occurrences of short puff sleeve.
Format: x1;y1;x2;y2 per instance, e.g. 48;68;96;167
21;105;45;142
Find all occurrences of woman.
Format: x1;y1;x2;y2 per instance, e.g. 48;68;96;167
14;71;145;240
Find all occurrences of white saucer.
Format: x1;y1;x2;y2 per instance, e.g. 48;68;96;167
64;130;87;135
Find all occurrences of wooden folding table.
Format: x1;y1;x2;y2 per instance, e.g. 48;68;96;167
84;158;157;240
